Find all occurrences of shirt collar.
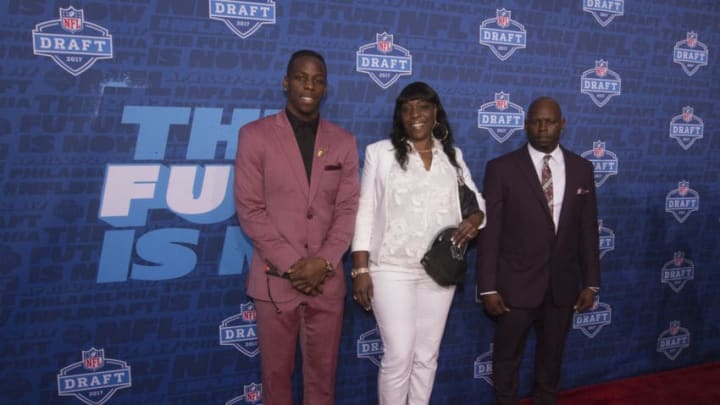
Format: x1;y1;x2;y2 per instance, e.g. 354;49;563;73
286;109;319;132
406;140;440;154
527;143;561;163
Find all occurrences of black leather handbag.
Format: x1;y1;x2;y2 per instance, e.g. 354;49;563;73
421;172;480;286
421;227;468;286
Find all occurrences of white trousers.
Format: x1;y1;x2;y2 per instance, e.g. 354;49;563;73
371;268;456;405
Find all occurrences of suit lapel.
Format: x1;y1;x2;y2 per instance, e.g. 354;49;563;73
557;147;576;234
273;113;310;197
308;120;330;202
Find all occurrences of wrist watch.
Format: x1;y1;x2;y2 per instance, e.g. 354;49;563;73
350;267;369;279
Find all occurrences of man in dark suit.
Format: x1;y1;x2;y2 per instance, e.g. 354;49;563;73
234;50;360;405
476;97;601;404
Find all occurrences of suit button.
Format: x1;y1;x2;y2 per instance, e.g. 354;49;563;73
306;211;313;219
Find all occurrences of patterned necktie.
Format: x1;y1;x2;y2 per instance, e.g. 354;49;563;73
542;155;553;216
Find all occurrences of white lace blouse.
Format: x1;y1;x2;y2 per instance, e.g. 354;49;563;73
352;139;486;272
376;145;461;270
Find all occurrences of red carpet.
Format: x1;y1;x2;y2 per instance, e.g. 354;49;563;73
520;362;720;404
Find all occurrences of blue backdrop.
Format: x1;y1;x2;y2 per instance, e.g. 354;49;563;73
1;1;719;404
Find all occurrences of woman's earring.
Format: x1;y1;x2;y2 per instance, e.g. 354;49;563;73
433;121;449;141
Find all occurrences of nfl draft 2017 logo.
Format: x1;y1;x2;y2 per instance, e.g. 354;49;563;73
657;321;690;360
479;8;526;61
473;343;494;386
477;92;525;143
661;251;695;293
669;106;704;150
581;140;618;187
583;0;624;27
32;7;113;76
226;383;263;404
356;32;412;89
573;296;612;338
598;219;615;259
665;180;699;223
581;59;621;107
219;302;259;357
209;0;276;39
356;326;384;366
673;31;709;76
57;348;131;405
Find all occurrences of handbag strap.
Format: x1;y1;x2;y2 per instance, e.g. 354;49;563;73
456;167;465;186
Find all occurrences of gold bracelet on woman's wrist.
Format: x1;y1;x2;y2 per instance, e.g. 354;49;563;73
350;267;369;279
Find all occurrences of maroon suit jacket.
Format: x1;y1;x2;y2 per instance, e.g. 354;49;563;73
234;111;360;302
476;144;600;308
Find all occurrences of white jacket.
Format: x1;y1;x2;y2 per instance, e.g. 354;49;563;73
351;139;486;265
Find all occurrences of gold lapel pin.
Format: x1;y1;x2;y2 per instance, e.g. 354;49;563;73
317;147;327;158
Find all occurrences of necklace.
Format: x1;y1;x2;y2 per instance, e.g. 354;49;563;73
413;142;433;153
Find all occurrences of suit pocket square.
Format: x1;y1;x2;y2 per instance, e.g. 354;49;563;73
324;164;342;171
576;187;591;195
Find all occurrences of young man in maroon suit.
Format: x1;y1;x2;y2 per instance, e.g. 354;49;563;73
477;97;601;404
234;50;360;405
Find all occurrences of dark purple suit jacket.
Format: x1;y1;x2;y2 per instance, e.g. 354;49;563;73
234;111;360;302
477;144;600;308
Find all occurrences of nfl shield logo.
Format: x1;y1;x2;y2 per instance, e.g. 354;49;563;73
497;9;511;28
682;106;693;122
82;348;104;371
241;302;256;322
244;383;262;402
494;92;509;110
687;31;698;48
669;321;680;335
673;251;684;266
595;59;608;77
376;33;393;53
593;140;605;158
678;180;689;196
60;7;84;33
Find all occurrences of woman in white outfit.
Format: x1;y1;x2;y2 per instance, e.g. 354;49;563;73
351;82;485;405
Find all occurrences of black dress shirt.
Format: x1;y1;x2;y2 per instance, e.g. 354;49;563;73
286;109;319;184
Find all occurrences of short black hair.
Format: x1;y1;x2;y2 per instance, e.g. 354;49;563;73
527;96;562;118
286;50;327;76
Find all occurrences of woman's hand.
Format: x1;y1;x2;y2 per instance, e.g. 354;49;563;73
352;273;373;311
452;211;484;245
351;251;373;311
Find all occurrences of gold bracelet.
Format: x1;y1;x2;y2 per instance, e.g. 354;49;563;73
350;267;369;279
